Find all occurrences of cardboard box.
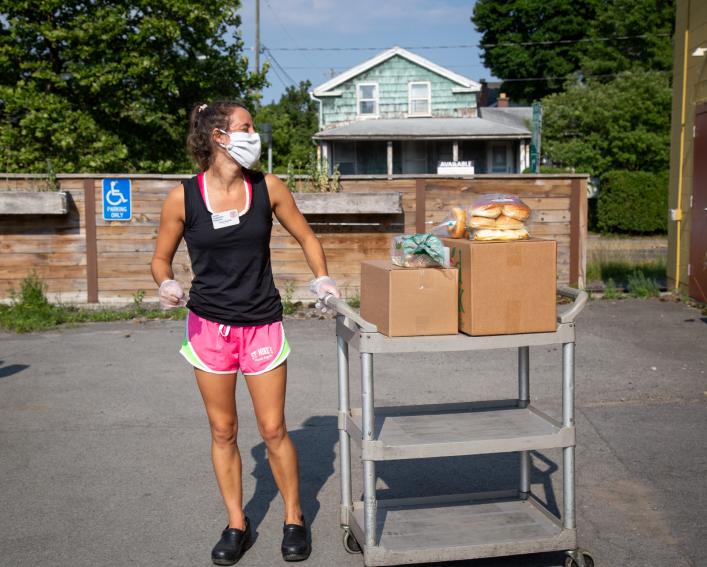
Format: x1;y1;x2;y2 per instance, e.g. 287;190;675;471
442;238;557;336
360;261;458;337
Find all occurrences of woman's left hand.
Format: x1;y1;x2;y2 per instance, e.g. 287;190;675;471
309;275;340;299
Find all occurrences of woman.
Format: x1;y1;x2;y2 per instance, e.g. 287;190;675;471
151;100;339;565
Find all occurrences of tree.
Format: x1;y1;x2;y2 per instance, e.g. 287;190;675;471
541;70;671;179
578;0;674;77
255;81;318;173
0;1;266;173
471;0;674;103
472;0;601;102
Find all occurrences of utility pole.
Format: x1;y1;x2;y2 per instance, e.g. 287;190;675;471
255;0;260;74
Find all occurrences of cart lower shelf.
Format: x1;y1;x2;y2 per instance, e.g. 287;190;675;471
347;493;576;566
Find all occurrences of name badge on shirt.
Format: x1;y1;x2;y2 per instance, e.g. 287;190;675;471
211;209;240;229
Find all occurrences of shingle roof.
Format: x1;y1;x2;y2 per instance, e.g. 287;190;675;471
311;46;480;96
478;107;532;131
313;116;531;140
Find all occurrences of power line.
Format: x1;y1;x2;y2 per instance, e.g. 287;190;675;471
262;46;297;86
259;33;671;52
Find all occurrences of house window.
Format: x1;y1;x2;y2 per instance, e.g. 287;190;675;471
357;82;378;116
409;82;431;116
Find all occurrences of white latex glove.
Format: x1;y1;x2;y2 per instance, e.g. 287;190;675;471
309;275;340;312
159;279;186;309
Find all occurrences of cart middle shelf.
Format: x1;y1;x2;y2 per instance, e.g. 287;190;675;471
344;399;574;460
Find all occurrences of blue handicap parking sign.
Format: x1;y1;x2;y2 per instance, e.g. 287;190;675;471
102;178;132;221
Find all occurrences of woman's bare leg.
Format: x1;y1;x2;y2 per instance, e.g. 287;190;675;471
244;361;303;525
194;368;246;530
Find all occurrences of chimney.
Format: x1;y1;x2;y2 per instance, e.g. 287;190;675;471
478;79;489;107
497;92;509;108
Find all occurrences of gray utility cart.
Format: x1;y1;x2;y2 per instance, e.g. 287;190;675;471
324;286;595;567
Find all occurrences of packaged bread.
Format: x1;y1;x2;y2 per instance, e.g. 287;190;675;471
473;228;529;241
468;216;497;229
431;207;467;239
502;202;530;221
494;214;525;230
469;201;502;219
467;194;532;241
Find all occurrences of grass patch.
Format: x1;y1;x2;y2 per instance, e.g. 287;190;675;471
627;270;661;298
602;278;622;300
586;237;666;295
0;273;185;333
346;290;360;309
587;259;665;288
281;281;301;315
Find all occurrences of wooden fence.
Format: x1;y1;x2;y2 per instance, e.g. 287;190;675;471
0;174;587;304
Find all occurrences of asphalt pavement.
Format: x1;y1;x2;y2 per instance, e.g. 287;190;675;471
0;298;705;567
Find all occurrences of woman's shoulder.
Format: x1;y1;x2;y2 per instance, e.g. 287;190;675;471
246;169;267;186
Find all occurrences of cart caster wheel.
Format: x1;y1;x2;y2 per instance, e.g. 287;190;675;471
565;549;595;567
342;530;362;554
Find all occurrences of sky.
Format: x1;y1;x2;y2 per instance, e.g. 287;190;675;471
238;0;495;104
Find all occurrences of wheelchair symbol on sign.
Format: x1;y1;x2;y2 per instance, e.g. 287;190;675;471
106;181;128;206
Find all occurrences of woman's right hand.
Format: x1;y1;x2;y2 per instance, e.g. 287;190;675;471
159;279;186;309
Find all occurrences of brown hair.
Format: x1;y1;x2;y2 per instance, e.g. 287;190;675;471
187;100;249;171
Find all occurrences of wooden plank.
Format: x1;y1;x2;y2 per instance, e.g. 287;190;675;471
0;253;87;267
0;264;86;279
0;237;86;254
0;192;68;214
293;192;402;214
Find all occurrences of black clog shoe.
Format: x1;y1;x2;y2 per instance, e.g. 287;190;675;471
281;516;311;561
211;517;252;566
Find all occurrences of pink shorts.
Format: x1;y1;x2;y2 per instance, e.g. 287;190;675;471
179;310;290;375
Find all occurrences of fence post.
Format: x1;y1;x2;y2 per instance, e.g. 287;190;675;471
569;178;587;288
83;178;98;303
415;178;426;233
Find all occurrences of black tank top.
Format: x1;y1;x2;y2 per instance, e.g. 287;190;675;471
183;171;282;326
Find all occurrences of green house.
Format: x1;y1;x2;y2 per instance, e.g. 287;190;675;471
310;47;532;176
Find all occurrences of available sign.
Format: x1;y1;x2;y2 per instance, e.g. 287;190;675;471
437;160;475;175
102;179;132;221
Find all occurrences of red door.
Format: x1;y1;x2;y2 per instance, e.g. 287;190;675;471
689;103;707;302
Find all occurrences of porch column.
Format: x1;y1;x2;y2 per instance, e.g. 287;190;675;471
452;141;459;162
387;141;393;178
321;142;329;166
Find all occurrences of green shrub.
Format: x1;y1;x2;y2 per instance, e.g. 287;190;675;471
603;278;621;299
0;272;186;333
281;281;299;315
627;270;661;298
0;272;64;332
346;291;360;309
597;170;668;234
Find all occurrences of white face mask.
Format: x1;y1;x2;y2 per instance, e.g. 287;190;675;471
218;130;261;169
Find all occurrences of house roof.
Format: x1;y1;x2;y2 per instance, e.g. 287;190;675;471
311;46;480;96
477;107;532;131
312;116;531;141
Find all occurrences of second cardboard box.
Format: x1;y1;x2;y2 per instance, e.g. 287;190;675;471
442;238;557;336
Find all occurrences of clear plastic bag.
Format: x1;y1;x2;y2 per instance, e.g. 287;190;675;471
467;193;531;221
430;206;467;239
391;234;450;268
467;193;532;240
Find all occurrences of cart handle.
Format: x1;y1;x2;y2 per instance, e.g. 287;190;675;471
323;294;378;332
556;285;588;324
325;286;587;331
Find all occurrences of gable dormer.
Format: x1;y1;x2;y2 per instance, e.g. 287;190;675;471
311;46;480;129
